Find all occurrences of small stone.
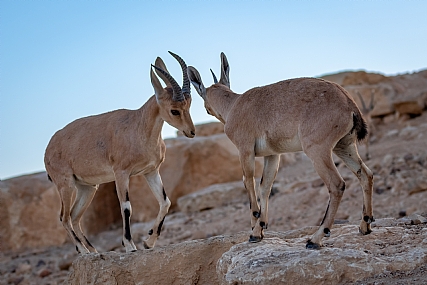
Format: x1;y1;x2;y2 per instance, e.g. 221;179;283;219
37;267;52;278
407;214;427;225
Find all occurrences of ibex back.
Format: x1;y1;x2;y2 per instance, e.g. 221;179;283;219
45;52;195;254
188;53;374;249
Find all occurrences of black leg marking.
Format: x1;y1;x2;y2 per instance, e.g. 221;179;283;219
157;217;165;236
253;211;260;219
260;221;267;229
148;229;153;235
124;208;132;241
324;228;331;237
126;192;130;202
363;215;375;224
84;236;94;248
72;231;82;244
163;188;167;201
47;174;52;182
340;182;346;192
306;240;321;250
260;176;263;185
75;246;80;253
363;215;370;223
320;200;330;225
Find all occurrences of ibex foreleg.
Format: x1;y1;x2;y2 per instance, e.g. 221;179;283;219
114;171;137;252
143;170;171;249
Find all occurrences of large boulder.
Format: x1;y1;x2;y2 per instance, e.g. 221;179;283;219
64;219;427;285
322;69;427;118
0;172;67;251
0;172;122;250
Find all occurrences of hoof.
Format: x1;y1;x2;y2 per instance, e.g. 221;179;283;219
306;240;321;250
142;241;151;249
248;235;263;243
359;227;372;235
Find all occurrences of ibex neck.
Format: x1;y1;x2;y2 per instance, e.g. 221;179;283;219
208;85;240;124
137;95;164;141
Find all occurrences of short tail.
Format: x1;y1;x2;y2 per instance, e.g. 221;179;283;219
352;111;368;142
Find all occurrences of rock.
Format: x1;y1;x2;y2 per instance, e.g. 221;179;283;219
64;232;249;285
406;214;427;225
0;173;67;251
394;100;424;116
64;220;427;285
218;224;427;285
37;268;52;278
177;181;246;213
15;262;32;274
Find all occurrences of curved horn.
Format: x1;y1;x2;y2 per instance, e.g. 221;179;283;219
151;64;183;101
168;51;190;98
210;69;218;84
356;91;367;112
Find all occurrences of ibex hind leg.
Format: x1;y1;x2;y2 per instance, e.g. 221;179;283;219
333;140;374;235
70;183;98;253
304;146;345;250
57;181;91;254
143;170;171;249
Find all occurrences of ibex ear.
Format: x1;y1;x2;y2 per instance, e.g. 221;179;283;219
219;52;230;88
151;66;168;102
187;66;206;100
154;57;171;88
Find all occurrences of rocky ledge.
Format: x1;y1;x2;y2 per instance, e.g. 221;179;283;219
64;218;427;285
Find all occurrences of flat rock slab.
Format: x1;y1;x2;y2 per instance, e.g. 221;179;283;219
218;223;427;285
64;220;427;285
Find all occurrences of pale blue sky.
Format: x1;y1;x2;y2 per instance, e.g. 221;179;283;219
1;0;426;179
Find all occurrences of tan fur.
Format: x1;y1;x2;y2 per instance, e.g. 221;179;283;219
188;53;374;249
45;55;195;254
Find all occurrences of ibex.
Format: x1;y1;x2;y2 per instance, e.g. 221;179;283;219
356;90;375;160
45;52;195;254
188;53;374;249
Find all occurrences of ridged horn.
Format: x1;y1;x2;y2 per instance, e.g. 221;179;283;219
168;51;190;99
210;69;218;84
151;64;183;101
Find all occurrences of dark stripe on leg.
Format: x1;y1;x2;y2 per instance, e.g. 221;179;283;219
124;208;132;241
320;200;330;225
126;192;130;202
163;188;167;201
84;236;94;248
157;217;165;236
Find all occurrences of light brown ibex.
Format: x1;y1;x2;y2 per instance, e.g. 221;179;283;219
356;90;375;160
188;53;374;249
45;52;195;254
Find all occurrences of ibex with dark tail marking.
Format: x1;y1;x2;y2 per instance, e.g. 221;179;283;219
188;53;374;249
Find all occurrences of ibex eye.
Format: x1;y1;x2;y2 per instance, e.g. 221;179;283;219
171;110;180;116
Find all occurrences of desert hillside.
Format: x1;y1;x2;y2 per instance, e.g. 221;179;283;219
1;69;427;284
